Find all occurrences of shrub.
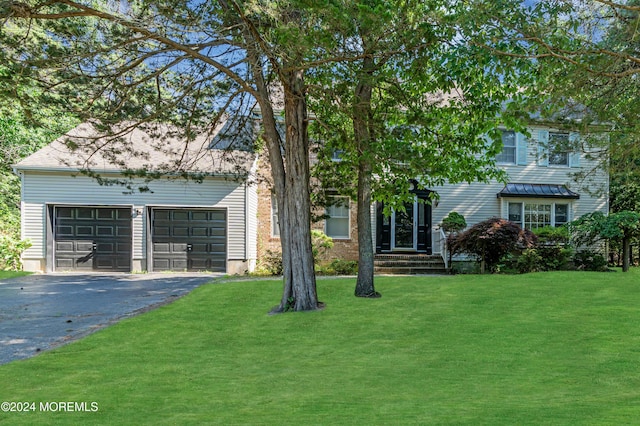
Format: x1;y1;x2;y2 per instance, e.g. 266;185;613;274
259;231;334;276
515;248;543;273
0;233;31;271
449;217;536;273
260;250;283;276
535;245;573;271
326;259;358;275
311;230;333;261
441;212;467;233
573;250;608;272
533;225;570;246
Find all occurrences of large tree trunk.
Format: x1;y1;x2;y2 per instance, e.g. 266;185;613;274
246;35;318;312
274;69;319;311
353;55;380;298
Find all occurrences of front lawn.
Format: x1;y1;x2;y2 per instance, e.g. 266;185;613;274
2;271;640;424
0;271;30;280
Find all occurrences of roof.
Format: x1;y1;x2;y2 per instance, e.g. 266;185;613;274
14;120;257;176
497;183;580;199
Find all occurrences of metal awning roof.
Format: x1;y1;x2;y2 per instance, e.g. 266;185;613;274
497;183;580;199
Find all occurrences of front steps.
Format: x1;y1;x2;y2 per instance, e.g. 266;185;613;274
374;254;448;275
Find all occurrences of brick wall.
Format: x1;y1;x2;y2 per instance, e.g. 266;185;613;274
256;158;360;266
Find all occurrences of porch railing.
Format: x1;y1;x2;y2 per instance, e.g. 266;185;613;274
437;228;449;270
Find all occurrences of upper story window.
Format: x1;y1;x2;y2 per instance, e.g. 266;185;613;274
331;149;345;162
496;130;516;164
548;132;570;166
325;196;350;239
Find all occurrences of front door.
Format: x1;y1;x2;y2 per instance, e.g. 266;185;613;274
376;190;433;254
392;200;417;250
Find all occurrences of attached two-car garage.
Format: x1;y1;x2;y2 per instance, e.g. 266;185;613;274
52;206;227;273
16;122;257;274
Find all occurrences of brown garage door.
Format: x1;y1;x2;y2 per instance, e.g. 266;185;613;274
54;206;132;271
151;208;227;272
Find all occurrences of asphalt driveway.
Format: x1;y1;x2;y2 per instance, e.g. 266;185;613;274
0;273;221;365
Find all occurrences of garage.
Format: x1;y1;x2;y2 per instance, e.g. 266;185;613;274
151;208;227;272
53;206;132;271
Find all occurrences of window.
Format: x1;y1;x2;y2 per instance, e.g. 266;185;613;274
331;149;345;161
548;132;569;166
555;204;569;226
524;203;551;229
508;202;522;222
508;202;570;230
271;194;280;237
325;196;350;239
496;130;516;164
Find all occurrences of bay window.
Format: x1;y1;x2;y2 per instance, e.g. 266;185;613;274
508;202;570;230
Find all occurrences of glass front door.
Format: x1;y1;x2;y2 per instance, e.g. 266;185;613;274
392;201;417;250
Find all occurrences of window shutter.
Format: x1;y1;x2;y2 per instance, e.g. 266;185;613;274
569;132;581;168
537;130;549;167
516;132;528;165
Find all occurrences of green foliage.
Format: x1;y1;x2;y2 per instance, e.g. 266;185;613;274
538;246;574;271
259;250;283;276
570;211;640;247
569;212;607;247
259;232;334;276
0;233;31;271
311;230;333;261
449;217;537;273
0;78;78;272
601;211;640;240
515;248;544;274
309;0;540;214
573;250;609;272
532;225;570;245
441;211;467;233
317;259;358;275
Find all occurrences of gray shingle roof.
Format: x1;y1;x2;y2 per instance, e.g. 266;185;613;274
497;183;580;199
15;121;257;176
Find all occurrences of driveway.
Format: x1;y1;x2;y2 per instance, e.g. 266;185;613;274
0;273;221;365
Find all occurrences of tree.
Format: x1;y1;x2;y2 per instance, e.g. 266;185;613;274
0;0;331;311
470;1;640;188
571;211;640;272
310;0;538;296
0;67;78;269
448;217;537;273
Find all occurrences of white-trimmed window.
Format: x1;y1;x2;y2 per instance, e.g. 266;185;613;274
548;132;570;166
325;196;350;239
271;194;280;238
508;202;570;230
496;130;516;164
331;149;345;161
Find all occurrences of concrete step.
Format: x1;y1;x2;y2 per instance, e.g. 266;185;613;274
374;260;445;267
373;254;448;275
374;267;448;275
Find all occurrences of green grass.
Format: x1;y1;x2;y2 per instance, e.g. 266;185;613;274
2;271;640;425
0;271;30;280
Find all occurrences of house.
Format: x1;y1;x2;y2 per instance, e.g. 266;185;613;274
15;120;608;274
257;123;609;267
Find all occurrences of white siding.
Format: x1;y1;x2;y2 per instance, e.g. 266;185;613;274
20;172;248;269
429;125;608;251
246;182;258;261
